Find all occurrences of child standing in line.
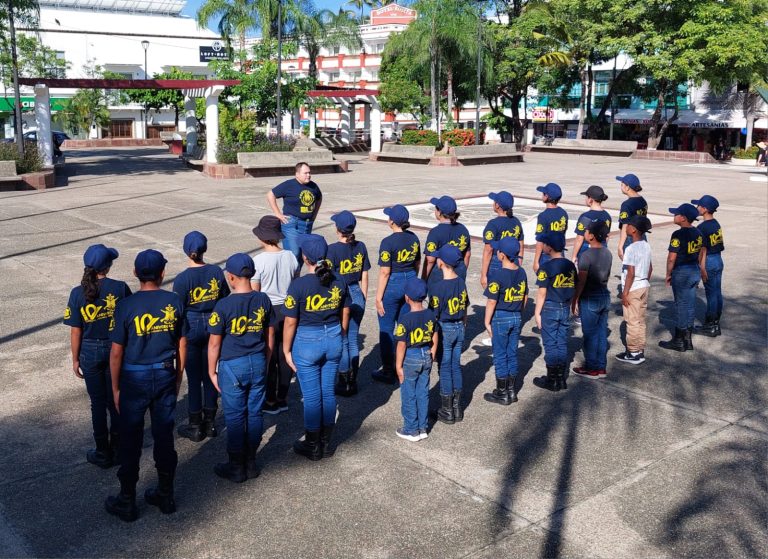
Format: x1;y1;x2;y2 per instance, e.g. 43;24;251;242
533;183;569;273
393;278;436;442
692;195;724;337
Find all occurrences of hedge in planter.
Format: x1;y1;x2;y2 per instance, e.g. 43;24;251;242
401;129;439;146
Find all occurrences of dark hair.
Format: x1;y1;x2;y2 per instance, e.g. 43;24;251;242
441;211;461;225
399;221;411;230
188;251;205;264
81;266;100;304
546;196;562;204
295;161;310;173
314;259;333;286
588;222;610;243
338;228;357;245
504;208;515;218
137;271;163;283
262;239;279;247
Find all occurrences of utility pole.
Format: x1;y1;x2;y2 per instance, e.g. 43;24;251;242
8;0;25;157
142;40;149;139
474;5;482;145
276;0;283;142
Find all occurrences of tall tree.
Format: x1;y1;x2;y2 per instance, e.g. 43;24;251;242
345;0;374;23
294;7;362;81
123;68;195;128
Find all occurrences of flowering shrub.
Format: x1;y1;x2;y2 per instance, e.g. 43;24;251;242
442;128;477;147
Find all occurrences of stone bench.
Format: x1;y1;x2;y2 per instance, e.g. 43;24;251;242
450;143;524;165
0;160;21;188
181;145;206;167
237;149;348;177
530;138;637;157
373;143;436;164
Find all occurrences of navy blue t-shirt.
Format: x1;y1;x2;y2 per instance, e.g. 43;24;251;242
327;241;371;285
173;264;229;314
425;222;471;257
429;277;469;322
536;258;576;303
64;278;132;339
484;267;528;313
272;178;322;219
378;231;421;273
697;219;724;254
536;207;568;237
618;197;648;226
207;292;275;361
483;216;524;246
110;290;184;365
669;227;703;267
575;209;612;255
284;273;351;326
394;308;436;349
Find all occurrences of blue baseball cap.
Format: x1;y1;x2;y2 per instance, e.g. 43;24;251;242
536;232;566;253
691;195;719;212
536;182;562;199
489;191;514;210
299;234;328;263
134;249;167;279
669;203;699;223
497;237;521;259
331;210;357;233
436;244;463;268
383;204;409;226
225;253;255;278
83;244;119;271
430;195;458;214
616;173;642;191
404;277;428;301
183;230;207;256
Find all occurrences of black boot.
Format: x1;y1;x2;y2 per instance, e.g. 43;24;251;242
346;362;359;396
246;445;260;479
713;317;721;337
436;394;455;424
177;411;205;442
684;328;693;351
109;431;121;465
87;436;114;469
202;408;218;438
214;452;247;483
293;430;322;461
533;366;561;392
335;371;349;396
484;378;513;406
321;424;335;458
105;481;138;522
145;471;176;513
659;328;686;352
452;391;464;422
372;363;397;385
557;365;568;390
693;316;718;337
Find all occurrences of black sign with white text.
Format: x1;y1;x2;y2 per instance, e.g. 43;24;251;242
200;41;229;62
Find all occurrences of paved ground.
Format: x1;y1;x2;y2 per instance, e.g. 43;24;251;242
0;148;766;558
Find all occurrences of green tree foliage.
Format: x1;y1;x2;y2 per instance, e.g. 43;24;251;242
0;34;69;89
294;7;362;81
379;55;431;126
122;68;195;128
60;62;111;138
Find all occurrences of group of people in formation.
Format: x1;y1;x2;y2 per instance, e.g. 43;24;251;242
62;162;726;522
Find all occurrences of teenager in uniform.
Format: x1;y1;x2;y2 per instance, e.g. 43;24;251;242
659;204;703;352
533;183;568;274
692;195;724;337
421;195;471;286
105;249;185;522
483;237;528;405
532;233;576;391
207;253;276;483
173;231;229;442
375;205;421;384
480;191;524;289
283;235;351;461
571;185;611;262
616;174;648;260
64;244;132;469
327;210;370;397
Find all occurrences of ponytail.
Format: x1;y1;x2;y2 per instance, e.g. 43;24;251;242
505;208;515;218
188;251;205;264
81;266;100;303
399;221;411;231
339;229;357;245
442;211;461;225
314;259;333;287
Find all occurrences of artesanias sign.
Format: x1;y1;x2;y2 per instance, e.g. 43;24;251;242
200;41;229;62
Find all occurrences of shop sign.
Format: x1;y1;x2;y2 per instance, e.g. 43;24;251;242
531;107;555;122
200;41;229;62
681;121;731;129
615;118;652;125
0;97;69;112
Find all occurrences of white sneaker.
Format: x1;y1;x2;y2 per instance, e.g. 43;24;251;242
418;430;428;440
396;428;421;442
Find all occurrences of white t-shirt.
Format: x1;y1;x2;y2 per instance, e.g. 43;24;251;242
251;250;299;306
621;240;651;291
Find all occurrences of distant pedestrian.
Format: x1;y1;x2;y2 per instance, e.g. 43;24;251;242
422;196;471;287
692;195;724;337
533;183;568;273
615;174;648;260
755;141;766;167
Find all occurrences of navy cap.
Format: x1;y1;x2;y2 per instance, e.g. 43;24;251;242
430;195;458;214
580;185;607;201
436;244;463;268
536;232;566;253
691;195;719;212
83;244;119;271
616;173;642;191
669;203;699;223
383;204;409;226
404;277;428;301
497;237;521;259
134;249;167;279
489;191;514;211
183;231;207;256
225;253;255;278
299;234;328;263
331;210;357;233
536;182;562;199
626;215;652;234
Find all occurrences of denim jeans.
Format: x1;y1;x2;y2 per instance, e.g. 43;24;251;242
400;347;432;433
281;215;313;266
266;305;291;403
79;338;118;442
703;253;724;318
293;324;343;430
117;364;178;485
185;312;217;413
378;271;415;369
491;310;522;379
580;293;610;370
437;321;465;395
340;282;366;372
541;301;570;367
671;265;701;329
218;353;267;454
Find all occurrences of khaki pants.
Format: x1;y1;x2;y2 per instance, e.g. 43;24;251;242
624;287;649;352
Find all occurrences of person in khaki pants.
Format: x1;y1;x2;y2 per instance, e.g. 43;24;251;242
616;215;653;365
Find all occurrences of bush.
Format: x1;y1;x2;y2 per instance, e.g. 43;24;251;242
733;146;759;159
401;129;439;146
0;141;44;174
442;128;477;147
216;136;296;165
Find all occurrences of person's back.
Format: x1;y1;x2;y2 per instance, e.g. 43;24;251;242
252;250;298;306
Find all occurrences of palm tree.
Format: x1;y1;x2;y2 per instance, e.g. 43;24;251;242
294;7;362;81
345;0;375;23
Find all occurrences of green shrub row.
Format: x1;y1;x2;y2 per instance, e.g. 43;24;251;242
0;142;44;174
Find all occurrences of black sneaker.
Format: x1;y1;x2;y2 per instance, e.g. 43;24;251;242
615;351;645;365
263;401;282;415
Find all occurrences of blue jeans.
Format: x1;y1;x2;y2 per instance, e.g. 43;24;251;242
185;313;218;413
437;321;465;395
117;364;178;485
703;253;723;318
400;347;432;433
281;215;313;265
491;310;522;379
580;293;610;370
218;353;267;454
293;324;343;431
340;282;366;372
378;271;415;369
79;338;118;442
671;265;701;329
541;301;570;367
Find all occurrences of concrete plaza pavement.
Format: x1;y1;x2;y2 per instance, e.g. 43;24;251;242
0;147;766;558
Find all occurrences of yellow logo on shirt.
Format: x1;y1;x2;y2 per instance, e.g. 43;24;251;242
229;307;267;335
305;286;342;312
285;295;296;309
380;250;391;263
395;323;406;337
447;290;468;316
81;304;103;322
397;242;419;263
671;238;681;248
133;305;178;337
537;271;547;281
552;272;575;289
620;211;628;220
687;237;702;255
64;307;71;319
500;226;520;239
709;229;723;246
551;216;566;232
504;281;526;303
485;230;494;241
426;241;437;253
339;253;364;275
449;235;468;252
409;320;434;345
105;294;118;310
430;295;439;309
488;282;499;294
536;223;544;233
577;222;585;231
191;278;221;304
208;312;220;327
299;190;315;213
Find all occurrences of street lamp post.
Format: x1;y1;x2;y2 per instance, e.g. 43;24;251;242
141;40;149;140
474;8;482;146
276;0;283;143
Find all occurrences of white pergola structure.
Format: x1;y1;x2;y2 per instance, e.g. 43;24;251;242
18;78;239;166
307;88;382;153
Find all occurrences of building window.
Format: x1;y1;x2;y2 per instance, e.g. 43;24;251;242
104;119;133;138
347;71;361;83
368;70;379;81
328;72;340;82
329;46;341;56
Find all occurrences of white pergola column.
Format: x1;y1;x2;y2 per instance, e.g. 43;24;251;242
184;96;197;154
363;103;371;142
34;84;53;166
339;100;353;145
204;85;225;164
309;108;317;139
370;99;382;153
281;111;293;137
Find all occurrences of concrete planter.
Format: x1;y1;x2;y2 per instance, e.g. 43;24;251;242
203;162;245;179
429;155;459;166
631;150;716;164
62;139;164;149
22;169;55;190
